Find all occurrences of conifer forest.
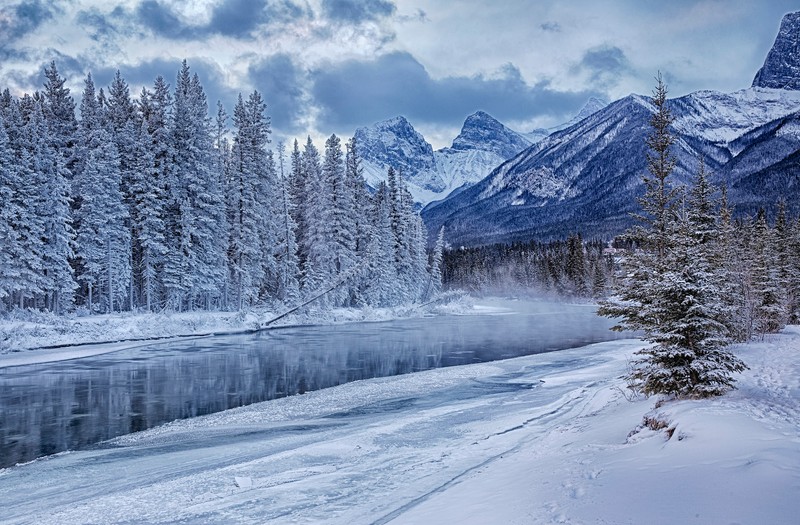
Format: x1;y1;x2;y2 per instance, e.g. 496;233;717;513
0;61;439;315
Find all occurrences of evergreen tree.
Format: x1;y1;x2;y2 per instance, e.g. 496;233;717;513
301;136;336;299
345;136;374;305
164;62;226;310
28;99;76;313
107;70;139;309
365;182;397;305
74;128;131;312
42;61;78;181
599;78;745;399
426;226;445;299
751;210;785;335
275;142;300;303
227;92;273;307
324;134;355;305
0;117;27;309
130;117;166;312
566;233;588;296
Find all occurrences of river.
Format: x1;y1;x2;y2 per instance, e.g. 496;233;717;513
0;299;622;468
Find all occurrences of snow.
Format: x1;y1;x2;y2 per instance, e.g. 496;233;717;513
0;295;475;364
1;305;798;524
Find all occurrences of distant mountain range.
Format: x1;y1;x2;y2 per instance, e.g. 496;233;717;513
420;11;800;246
354;101;606;205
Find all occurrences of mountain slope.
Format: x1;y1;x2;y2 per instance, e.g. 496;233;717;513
422;88;800;246
423;11;800;246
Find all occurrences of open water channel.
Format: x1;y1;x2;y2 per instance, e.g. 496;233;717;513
0;300;624;468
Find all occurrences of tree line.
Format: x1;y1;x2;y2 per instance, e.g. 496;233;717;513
442;235;613;298
0;61;441;315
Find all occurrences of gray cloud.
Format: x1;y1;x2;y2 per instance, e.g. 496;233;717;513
248;53;307;133
322;0;396;23
75;6;134;42
135;1;191;38
574;45;633;89
311;52;602;130
134;0;309;40
0;0;62;41
540;21;561;32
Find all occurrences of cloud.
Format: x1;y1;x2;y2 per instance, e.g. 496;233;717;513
574;45;633;89
248;53;307;133
134;0;309;40
135;0;193;39
322;0;396;24
540;21;561;32
76;8;118;41
0;0;62;41
311;51;602;130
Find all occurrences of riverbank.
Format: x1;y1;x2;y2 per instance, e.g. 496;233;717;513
0;294;476;357
1;325;797;524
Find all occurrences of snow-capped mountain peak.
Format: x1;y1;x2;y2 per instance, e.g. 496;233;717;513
752;11;800;90
449;111;531;158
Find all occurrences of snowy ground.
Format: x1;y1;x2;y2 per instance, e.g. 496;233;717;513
1;323;797;524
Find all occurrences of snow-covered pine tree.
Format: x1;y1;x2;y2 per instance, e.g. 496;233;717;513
774;201;795;322
599;77;745;399
324;134;356;306
289;139;307;277
364;181;397;306
130;116;166;312
75;76;132;312
791;217;800;322
751;210;786;336
407;207;429;301
711;186;750;341
27;98;76;313
260;149;281;299
165;62;226;310
42;61;78;181
228;92;272;308
213;100;231;308
6;98;46;310
344;136;373;305
566;233;588;297
301;136;336;301
426;226;445;299
386;167;412;303
0;116;27;310
275;142;300;303
107;70;138;309
637;164;745;398
74;126;131;313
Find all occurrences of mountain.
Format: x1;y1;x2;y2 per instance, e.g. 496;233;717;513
448;111;532;158
355;116;442;202
422;12;800;247
522;97;607;142
752;11;800;90
356;112;533;204
356;101;607;206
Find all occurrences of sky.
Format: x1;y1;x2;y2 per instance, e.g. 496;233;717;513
0;0;796;148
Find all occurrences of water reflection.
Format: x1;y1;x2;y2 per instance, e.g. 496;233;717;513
0;302;621;468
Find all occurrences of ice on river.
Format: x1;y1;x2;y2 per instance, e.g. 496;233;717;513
1;323;799;524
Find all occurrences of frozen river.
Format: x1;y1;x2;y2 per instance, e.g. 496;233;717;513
0;300;622;468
